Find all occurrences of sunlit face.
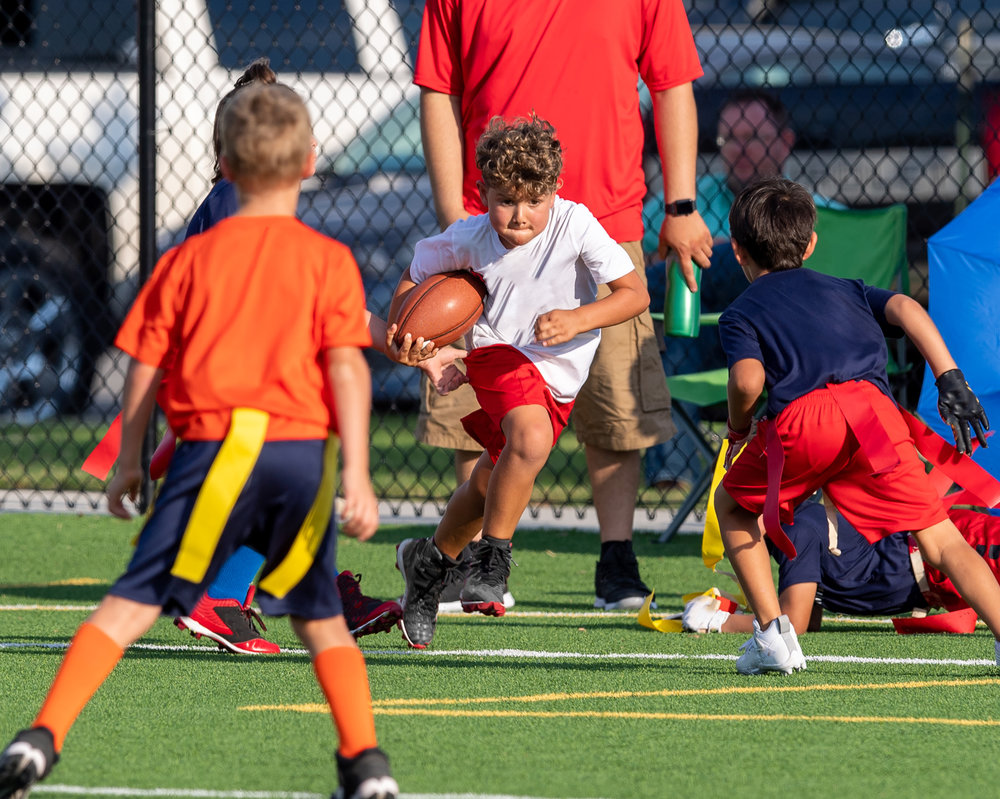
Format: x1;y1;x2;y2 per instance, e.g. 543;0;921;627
716;100;794;194
477;182;556;249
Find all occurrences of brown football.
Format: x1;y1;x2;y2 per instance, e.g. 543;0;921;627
390;270;487;349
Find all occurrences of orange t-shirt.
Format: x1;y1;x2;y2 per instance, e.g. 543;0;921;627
115;216;371;441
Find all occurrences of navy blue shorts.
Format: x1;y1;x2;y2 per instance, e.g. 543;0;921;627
109;436;343;620
771;501;924;616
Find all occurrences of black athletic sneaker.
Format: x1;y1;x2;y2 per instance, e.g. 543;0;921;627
460;536;513;616
0;727;58;799
438;541;515;613
395;537;453;649
334;746;398;799
594;541;653;610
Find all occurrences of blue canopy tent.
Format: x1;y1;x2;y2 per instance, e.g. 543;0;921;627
916;179;1000;480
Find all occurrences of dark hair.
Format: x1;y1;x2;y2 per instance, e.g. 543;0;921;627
475;113;563;197
722;88;789;130
211;57;278;183
728;177;815;272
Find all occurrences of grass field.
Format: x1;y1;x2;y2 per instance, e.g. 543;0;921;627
3;512;1000;799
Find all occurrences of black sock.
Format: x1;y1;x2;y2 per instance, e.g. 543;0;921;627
600;540;632;559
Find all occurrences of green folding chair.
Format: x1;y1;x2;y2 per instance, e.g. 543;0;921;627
652;203;910;543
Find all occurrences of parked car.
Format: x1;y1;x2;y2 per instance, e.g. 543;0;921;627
0;0;414;420
299;91;433;407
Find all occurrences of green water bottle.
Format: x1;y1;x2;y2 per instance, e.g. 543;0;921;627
663;261;702;338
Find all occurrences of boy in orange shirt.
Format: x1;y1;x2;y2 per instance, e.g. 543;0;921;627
0;84;397;799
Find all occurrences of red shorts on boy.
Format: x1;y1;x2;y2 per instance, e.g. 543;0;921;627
925;508;1000;609
723;380;948;543
461;344;574;464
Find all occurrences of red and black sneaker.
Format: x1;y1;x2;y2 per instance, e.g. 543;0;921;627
175;585;280;654
337;571;402;639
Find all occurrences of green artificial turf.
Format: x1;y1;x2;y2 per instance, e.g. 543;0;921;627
2;513;1000;799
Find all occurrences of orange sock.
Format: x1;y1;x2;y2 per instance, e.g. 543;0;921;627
313;645;378;758
33;622;124;751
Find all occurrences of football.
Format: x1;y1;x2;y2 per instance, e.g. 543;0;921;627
390;271;487;349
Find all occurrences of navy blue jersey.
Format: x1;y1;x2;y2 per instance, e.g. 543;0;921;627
719;268;901;417
185;179;238;238
768;501;925;616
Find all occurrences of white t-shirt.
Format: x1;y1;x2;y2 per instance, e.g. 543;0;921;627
409;196;634;401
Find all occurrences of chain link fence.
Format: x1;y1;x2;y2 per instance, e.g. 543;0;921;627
1;1;998;520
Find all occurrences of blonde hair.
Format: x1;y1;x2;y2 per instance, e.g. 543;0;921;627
211;57;278;183
475;114;563;197
220;83;313;190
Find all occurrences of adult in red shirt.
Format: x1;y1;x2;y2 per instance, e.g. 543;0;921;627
414;0;714;609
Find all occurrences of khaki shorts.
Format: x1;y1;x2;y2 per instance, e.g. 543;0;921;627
415;239;676;452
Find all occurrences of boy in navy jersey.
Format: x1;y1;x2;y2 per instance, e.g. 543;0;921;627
715;177;996;674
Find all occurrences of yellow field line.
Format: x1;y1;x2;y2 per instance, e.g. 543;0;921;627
1;578;105;587
367;677;1000;707
239;704;1000;727
240;677;1000;727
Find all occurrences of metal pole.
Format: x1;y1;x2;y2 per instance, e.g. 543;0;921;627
953;14;975;215
137;0;157;513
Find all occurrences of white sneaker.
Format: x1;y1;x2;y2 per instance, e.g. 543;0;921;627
682;595;731;633
439;590;514;614
735;615;806;675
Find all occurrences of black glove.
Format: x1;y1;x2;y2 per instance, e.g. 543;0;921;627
936;368;990;455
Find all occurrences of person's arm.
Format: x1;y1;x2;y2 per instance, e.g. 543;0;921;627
724;357;765;466
885;294;989;452
386;266;419;332
650;82;713;290
365;309;438;366
325;346;378;541
420;87;469;231
416;345;469;395
884;294;957;377
533;269;649;347
713;582;821;634
106;359;164;519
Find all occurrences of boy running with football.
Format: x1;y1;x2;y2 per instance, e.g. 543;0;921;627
391;114;650;648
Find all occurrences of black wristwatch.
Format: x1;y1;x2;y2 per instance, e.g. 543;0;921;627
664;198;696;216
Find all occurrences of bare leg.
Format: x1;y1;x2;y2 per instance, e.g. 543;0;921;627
433;451;493;558
715;487;782;627
291;614;359;657
86;595;163;649
913;519;1000;638
454;449;479;484
454;449;484;543
585;444;640;543
481;405;553;541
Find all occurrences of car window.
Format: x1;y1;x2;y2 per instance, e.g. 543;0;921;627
207;0;362;73
325;93;424;176
0;0;136;68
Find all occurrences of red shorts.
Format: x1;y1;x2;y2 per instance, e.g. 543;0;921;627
461;344;574;464
925;509;1000;610
723;381;947;543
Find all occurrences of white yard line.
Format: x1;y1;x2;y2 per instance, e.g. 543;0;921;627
34;787;609;799
1;639;993;667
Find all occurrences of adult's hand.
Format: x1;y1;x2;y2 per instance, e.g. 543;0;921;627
658;211;713;292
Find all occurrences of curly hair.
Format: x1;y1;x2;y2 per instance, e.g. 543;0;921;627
475;114;563;197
